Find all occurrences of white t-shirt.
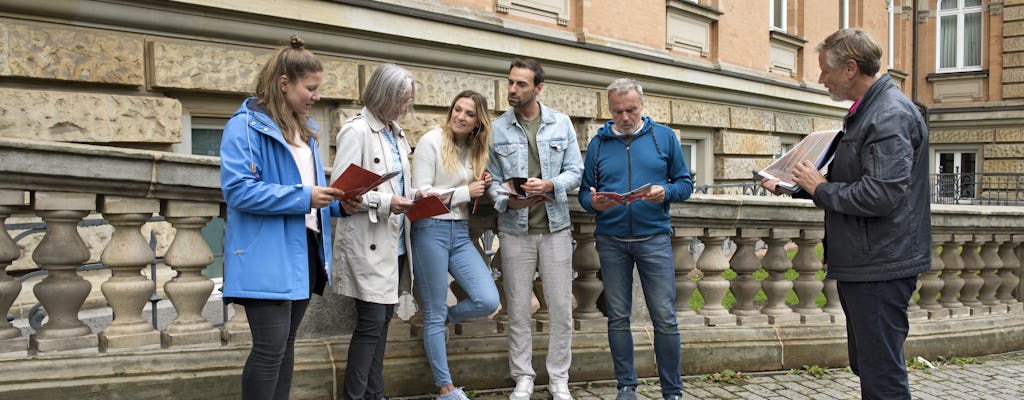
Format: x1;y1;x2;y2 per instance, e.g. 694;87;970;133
288;131;319;232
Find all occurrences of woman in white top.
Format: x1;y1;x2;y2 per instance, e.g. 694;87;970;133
410;90;499;400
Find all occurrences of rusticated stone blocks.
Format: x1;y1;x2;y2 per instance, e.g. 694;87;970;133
0;88;181;143
714;130;780;155
0;21;143;85
730;107;774;131
671;100;730;127
408;67;494;109
774;113;813;134
932;129;996;143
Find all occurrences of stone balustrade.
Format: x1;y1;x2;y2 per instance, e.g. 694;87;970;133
1;137;1023;398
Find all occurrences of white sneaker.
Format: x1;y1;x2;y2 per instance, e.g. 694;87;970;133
509;376;534;400
548;382;572;400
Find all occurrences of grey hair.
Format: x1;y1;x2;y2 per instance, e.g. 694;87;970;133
606;78;644;101
362;63;415;121
815;28;882;77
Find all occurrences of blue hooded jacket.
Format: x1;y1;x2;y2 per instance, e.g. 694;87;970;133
578;116;693;237
220;98;342;300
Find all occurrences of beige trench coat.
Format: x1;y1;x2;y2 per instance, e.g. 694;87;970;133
330;107;413;304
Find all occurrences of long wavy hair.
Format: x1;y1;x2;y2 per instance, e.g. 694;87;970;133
254;35;323;146
440;90;491;178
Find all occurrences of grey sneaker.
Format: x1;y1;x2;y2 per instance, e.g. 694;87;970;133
437;387;470;400
616;386;637;400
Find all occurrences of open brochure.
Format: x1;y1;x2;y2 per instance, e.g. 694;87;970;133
593;183;652;205
497;177;553;201
755;129;843;194
407;190;453;221
329;163;400;201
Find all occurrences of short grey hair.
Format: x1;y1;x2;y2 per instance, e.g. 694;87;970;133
606;78;644;101
363;63;415;121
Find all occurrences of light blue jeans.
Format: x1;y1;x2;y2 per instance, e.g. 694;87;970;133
411;218;499;387
596;233;682;398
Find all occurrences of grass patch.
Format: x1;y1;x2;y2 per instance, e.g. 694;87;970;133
699;369;746;384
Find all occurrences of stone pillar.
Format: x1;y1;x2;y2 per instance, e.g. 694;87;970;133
915;234;948;320
98;196;161;352
761;229;800;324
727;228;768;326
571;223;605;331
821;276;843;324
30;192;98;353
978;235;1004;313
221;303;251;344
451;279;497;336
696;228;736;326
939;235;971;317
958;237;985;312
996;235;1022;313
793;230;829;324
493;247;510;333
673;228;704;327
0;190;26;355
533;275;550;332
160;200;220;348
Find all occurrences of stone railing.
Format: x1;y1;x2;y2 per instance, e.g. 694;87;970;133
1;137;1023;398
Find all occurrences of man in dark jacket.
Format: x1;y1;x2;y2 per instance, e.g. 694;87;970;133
579;78;693;400
762;29;930;400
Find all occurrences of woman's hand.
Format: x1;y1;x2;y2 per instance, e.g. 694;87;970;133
390;195;414;214
311;186;343;209
469;172;492;198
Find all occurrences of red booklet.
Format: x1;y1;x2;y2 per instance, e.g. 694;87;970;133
593;183;652;205
330;163;400;201
407;190;453;221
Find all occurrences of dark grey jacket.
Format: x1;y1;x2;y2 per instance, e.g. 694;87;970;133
812;74;931;282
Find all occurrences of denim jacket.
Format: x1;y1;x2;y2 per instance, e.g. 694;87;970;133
486;102;583;235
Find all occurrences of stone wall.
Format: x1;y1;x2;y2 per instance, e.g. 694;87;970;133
1006;0;1024;99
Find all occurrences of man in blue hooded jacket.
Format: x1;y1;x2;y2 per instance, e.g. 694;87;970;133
578;78;693;400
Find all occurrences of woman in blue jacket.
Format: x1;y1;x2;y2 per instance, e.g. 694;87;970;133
220;35;358;400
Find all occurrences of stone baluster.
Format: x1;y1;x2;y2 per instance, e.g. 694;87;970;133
958;237;985;313
939;235;971;318
1018;235;1024;303
727;228;768;326
221;303;251;344
533;275;550;331
760;229;800;324
160;201;220;348
571;224;605;331
793;230;829;324
0;190;26;355
995;235;1022;313
673;228;705;327
915;234;948;320
696;229;736;326
30;192;97;353
407;284;426;337
493;247;509;333
450;279;497;335
978;235;1004;313
821;276;843;324
97;196;161;352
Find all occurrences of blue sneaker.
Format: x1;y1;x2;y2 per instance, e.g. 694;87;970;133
438;387;470;400
616;386;636;400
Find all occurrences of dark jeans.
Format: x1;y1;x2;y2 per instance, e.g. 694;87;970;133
838;276;917;400
343;300;395;400
241;298;310;400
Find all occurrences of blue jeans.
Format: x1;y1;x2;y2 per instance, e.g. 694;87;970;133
412;218;499;387
596;233;681;398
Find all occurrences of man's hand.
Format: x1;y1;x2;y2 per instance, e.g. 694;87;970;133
791;160;826;196
642;185;666;203
311;186;343;209
519;177;553;196
760;178;783;196
589;187;616;211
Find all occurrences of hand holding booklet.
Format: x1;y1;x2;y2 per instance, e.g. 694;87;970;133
755;129;842;194
407;190;453;222
497;177;553;201
329;163;400;201
593;183;652;205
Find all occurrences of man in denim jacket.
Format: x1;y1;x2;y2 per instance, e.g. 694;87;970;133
486;57;583;400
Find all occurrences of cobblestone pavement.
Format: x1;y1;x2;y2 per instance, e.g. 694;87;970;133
401;351;1024;400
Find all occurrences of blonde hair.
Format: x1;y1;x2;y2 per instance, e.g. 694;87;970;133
440;90;491;178
254;35;323;146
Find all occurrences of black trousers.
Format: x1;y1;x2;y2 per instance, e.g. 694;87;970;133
342;256;404;400
238;229;326;400
838;276;917;400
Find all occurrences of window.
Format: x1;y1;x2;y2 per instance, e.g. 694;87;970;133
935;150;977;200
771;0;787;31
679;127;713;185
936;0;983;72
190;117;226;156
666;0;722;58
